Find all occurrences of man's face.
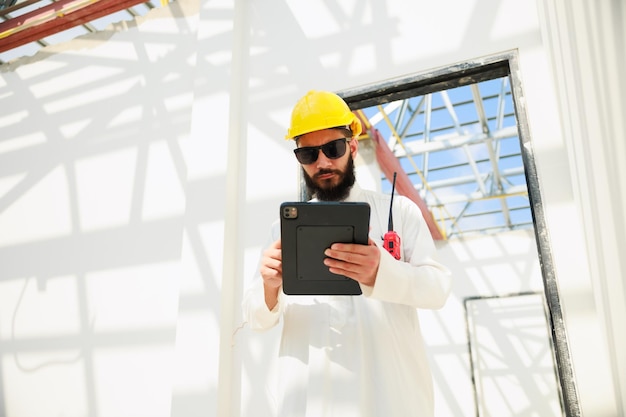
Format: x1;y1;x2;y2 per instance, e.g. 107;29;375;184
296;128;358;201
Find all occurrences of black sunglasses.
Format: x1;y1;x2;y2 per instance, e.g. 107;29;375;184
293;138;349;164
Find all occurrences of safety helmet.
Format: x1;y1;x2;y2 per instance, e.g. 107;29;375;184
285;90;362;140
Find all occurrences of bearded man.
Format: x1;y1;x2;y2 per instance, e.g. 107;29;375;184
242;90;451;417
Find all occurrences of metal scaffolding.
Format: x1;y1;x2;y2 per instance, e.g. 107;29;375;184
358;76;531;239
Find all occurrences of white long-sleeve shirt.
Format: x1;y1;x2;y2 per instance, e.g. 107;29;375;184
242;184;452;417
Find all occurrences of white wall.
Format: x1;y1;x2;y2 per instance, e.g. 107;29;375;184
0;2;204;417
0;0;623;416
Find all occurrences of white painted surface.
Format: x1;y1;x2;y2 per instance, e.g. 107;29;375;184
0;0;623;416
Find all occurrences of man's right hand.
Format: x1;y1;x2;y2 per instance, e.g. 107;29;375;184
260;238;282;310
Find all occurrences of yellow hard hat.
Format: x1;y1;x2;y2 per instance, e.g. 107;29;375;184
285;90;362;140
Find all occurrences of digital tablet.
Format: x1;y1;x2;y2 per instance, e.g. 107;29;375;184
280;201;370;295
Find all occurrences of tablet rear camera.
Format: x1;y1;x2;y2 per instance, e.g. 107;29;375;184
283;206;298;219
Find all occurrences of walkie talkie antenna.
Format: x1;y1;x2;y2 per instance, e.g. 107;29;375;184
383;172;401;260
388;172;397;232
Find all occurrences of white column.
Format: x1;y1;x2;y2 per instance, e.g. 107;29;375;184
217;0;250;416
537;1;626;416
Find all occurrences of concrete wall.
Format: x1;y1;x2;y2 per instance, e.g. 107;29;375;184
0;0;623;416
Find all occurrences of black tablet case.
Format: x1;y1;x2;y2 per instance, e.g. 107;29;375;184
280;201;370;295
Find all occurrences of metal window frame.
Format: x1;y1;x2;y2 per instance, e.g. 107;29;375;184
464;291;564;417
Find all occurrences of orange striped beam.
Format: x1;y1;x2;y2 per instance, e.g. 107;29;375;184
0;0;146;53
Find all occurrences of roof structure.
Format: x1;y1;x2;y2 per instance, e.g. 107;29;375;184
0;0;172;64
357;76;532;239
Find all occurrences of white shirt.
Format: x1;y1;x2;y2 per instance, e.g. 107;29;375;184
242;184;452;417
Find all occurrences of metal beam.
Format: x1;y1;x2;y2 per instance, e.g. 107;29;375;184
0;0;146;53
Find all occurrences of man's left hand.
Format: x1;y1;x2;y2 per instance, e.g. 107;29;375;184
324;238;380;287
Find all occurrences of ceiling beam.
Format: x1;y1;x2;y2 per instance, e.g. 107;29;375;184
0;0;146;53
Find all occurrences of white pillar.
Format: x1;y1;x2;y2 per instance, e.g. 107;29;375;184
216;0;250;416
537;1;626;415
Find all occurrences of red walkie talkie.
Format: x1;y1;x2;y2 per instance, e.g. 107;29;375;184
383;172;401;260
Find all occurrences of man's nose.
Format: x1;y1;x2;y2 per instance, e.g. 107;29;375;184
315;150;333;168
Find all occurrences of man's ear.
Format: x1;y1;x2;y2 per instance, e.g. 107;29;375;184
350;137;359;157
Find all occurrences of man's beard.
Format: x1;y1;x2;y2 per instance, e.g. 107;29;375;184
302;156;356;201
